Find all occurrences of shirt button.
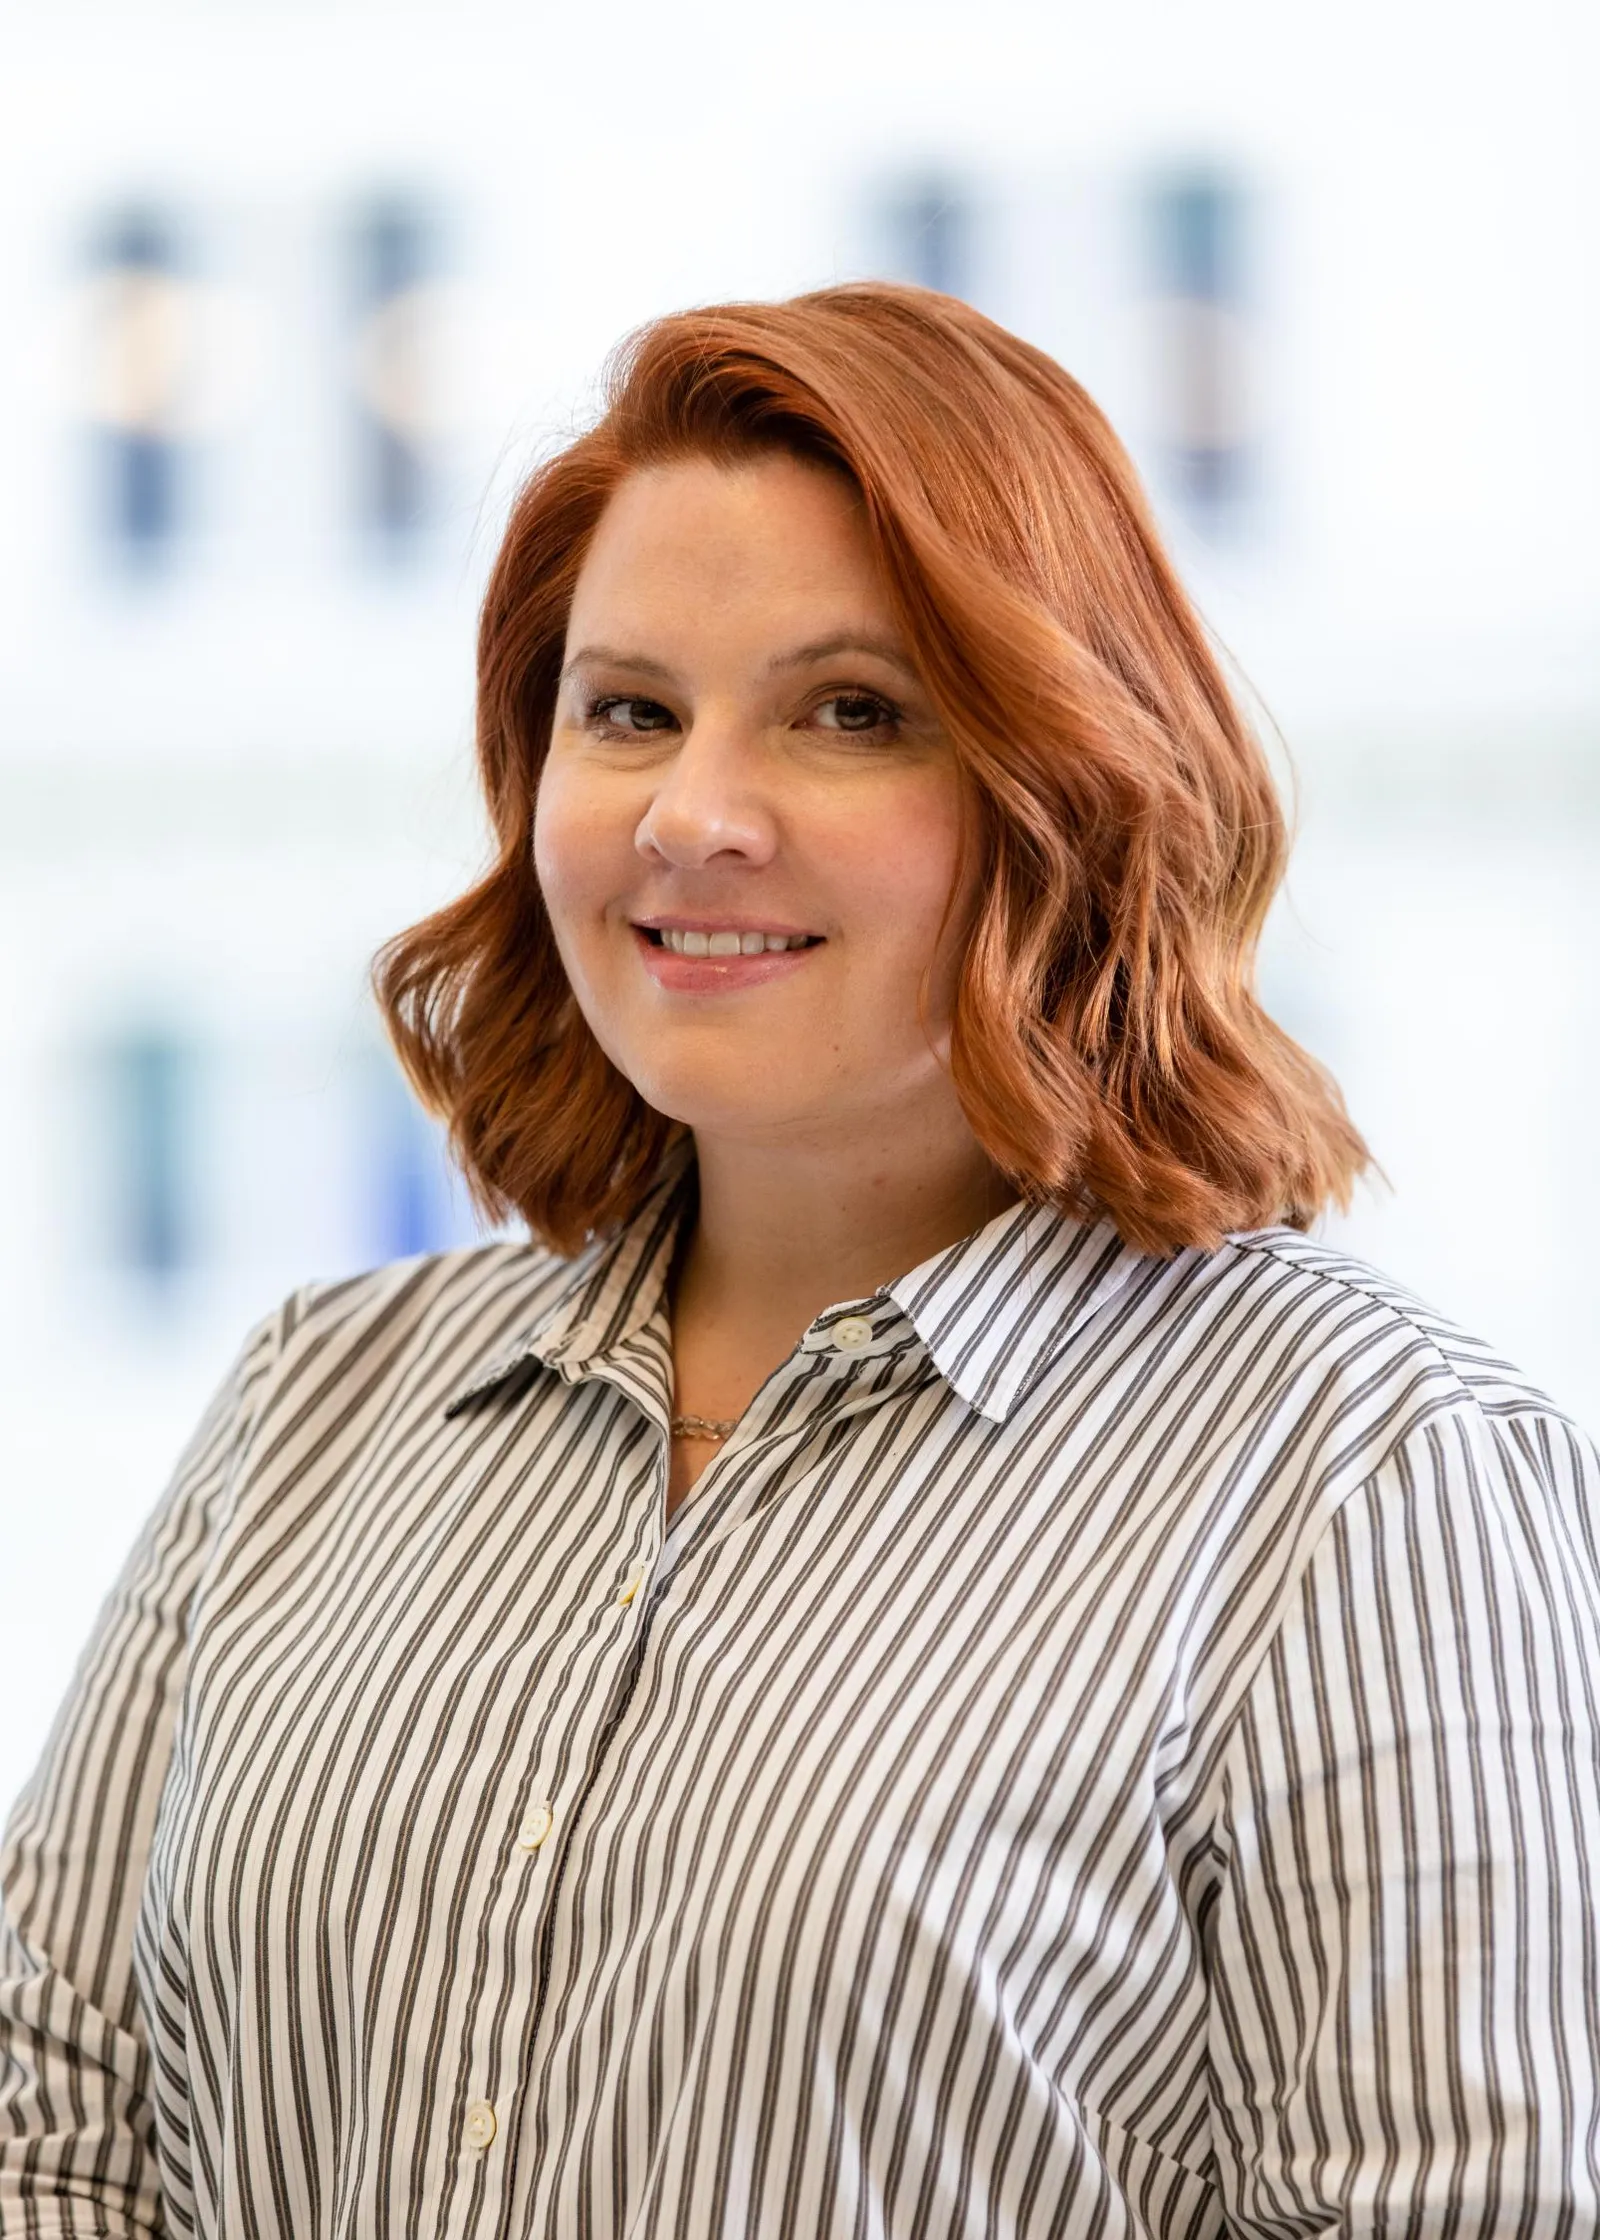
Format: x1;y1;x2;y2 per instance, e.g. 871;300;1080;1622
463;2100;497;2150
517;1802;553;1851
617;1570;644;1607
832;1316;875;1353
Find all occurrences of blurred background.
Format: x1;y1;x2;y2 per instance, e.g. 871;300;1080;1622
2;0;1597;1806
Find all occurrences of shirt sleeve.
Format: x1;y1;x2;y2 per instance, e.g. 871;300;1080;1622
1205;1400;1600;2237
0;1312;283;2237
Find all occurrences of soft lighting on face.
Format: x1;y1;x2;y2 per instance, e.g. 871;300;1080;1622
534;454;973;1150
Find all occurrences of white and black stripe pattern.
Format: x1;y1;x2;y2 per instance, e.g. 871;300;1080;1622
4;1170;1600;2237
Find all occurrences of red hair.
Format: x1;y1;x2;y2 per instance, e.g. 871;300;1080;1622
376;282;1367;1256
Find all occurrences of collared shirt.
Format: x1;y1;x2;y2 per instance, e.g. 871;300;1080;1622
4;1171;1600;2238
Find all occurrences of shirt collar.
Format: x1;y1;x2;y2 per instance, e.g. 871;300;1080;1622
444;1160;1148;1426
442;1152;692;1418
885;1199;1148;1420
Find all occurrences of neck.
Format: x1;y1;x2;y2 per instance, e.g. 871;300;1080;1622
676;1109;1015;1362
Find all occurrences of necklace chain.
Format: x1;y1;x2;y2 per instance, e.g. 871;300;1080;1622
670;1412;739;1443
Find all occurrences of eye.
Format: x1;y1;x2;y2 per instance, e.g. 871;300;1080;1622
590;695;678;735
811;691;900;736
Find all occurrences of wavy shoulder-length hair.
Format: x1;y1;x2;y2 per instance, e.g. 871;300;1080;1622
376;281;1367;1257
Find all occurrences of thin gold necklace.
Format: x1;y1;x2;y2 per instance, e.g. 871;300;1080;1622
670;1412;739;1443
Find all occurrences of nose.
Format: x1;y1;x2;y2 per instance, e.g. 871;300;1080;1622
634;716;778;872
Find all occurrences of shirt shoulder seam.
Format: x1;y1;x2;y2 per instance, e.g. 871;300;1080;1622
1223;1229;1579;1432
1220;1230;1526;1418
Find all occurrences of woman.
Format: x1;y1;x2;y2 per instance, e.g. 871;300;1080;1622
4;283;1597;2239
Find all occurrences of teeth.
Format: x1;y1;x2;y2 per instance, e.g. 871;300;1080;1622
657;928;812;956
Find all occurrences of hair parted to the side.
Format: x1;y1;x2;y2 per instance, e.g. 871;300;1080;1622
375;280;1368;1258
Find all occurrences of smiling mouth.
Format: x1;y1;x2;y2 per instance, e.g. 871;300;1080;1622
639;927;823;957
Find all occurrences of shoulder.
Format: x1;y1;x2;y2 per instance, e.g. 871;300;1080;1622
280;1236;576;1344
1213;1247;1600;1783
1218;1225;1598;1507
1227;1227;1597;1503
1122;1234;1600;1772
1209;1225;1558;1422
1058;1220;1584;1519
259;1237;585;1424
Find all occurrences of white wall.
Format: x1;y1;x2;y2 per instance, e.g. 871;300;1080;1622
1;0;1596;1808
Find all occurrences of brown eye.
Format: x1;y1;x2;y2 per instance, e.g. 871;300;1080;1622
814;693;896;734
593;696;676;733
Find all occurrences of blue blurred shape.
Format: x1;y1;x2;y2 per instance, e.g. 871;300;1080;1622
1153;173;1239;304
103;1027;195;1278
884;176;970;299
89;206;188;567
1145;167;1252;530
350;195;437;560
366;1050;476;1262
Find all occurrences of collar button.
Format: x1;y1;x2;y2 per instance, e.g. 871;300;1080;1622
832;1316;875;1354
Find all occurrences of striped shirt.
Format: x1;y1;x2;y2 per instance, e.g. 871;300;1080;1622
4;1166;1600;2238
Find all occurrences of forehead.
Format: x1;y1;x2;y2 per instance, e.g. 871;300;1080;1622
567;454;892;637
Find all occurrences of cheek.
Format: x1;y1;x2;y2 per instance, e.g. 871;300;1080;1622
532;762;625;946
842;785;965;976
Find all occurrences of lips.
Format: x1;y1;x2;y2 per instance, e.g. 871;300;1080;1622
643;926;819;957
631;921;823;992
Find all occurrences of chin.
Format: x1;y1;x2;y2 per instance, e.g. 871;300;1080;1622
625;1064;826;1143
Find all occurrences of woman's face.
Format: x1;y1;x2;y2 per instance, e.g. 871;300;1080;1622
534;451;973;1152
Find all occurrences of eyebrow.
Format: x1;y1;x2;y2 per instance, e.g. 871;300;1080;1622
764;633;921;682
559;644;677;688
558;633;921;689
